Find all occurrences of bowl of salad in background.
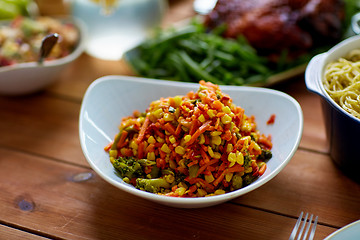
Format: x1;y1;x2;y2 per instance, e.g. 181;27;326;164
79;76;303;208
0;15;86;95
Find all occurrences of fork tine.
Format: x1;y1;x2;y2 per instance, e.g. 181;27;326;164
297;212;309;240
289;212;304;240
301;214;314;240
308;216;318;240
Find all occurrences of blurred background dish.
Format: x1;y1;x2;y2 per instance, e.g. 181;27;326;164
0;16;86;95
0;0;38;20
123;0;360;87
305;34;360;183
69;0;167;60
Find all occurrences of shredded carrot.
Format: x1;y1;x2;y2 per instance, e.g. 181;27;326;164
106;81;273;197
137;141;145;159
116;130;128;148
186;120;212;146
164;122;176;135
136;115;150;144
196;158;219;177
258;164;267;176
104;142;112;152
267;114;276;125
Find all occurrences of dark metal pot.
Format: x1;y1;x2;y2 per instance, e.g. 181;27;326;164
305;35;360;183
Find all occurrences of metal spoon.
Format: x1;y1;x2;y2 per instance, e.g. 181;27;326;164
193;0;217;15
38;33;59;64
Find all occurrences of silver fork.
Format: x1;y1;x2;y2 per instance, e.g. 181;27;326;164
289;212;318;240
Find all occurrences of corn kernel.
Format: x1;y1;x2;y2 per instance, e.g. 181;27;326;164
173;96;182;107
198;92;206;99
253;142;261;152
222;106;231;114
163;113;175;122
184;134;191;143
155;136;164;143
120;148;127;156
129;141;138;150
236;151;244;165
169;135;176;144
241;136;251;147
205;174;215;183
214;189;226;195
226;144;233;153
225;172;233;182
257;161;266;168
210;131;222;136
198;114;206;123
221;114;232;124
175;187;187;196
153;108;163;119
175;146;186;155
110;157;115;164
197;188;207;197
161;143;171;153
123;177;130;184
241;121;252;132
147;152;155;161
179;159;186;168
245;167;253;173
178;182;187;189
228;152;236;167
213;152;221;159
137;116;145;125
198;134;205;144
109;149;117;158
207;109;216;118
208;146;215;158
211;135;222;145
147;136;156;144
169;159;177;169
165;174;175;184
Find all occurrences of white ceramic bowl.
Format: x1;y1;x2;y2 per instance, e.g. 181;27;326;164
79;76;303;208
0;16;86;95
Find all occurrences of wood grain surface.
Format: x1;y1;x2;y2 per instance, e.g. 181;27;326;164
0;0;359;239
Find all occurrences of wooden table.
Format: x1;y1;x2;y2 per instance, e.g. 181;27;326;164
1;0;359;239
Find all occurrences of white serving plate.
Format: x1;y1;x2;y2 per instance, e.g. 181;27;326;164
79;76;303;208
324;220;360;240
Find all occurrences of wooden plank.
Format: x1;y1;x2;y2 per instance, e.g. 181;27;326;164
47;55;135;99
0;94;86;166
233;149;360;228
0;148;337;240
0;225;48;240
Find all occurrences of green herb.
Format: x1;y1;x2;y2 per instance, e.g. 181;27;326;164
126;19;276;86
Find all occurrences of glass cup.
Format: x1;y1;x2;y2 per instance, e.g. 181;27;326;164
69;0;167;60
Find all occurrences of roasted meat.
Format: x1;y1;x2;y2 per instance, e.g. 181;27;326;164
204;0;345;59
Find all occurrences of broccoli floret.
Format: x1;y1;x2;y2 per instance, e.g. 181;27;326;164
258;149;272;160
243;174;256;186
135;178;171;193
112;157;144;179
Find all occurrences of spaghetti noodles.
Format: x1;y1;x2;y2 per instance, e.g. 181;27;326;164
323;49;360;118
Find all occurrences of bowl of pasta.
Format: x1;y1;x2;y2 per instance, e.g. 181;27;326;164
305;34;360;183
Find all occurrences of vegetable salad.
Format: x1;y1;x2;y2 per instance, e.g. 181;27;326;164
0;16;79;66
105;81;272;197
